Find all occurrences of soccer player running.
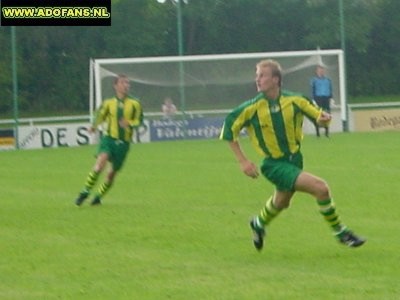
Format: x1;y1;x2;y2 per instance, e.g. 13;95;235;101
220;59;365;250
75;74;143;206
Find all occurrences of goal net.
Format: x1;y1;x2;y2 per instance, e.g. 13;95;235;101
90;49;346;130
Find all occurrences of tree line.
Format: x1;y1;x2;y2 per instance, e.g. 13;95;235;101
0;0;399;116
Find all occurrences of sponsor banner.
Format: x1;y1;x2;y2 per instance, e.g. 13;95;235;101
0;128;15;150
18;121;151;150
18;123;95;149
352;108;400;132
149;116;224;141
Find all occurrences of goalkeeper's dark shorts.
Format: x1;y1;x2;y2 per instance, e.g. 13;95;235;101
315;96;331;113
260;152;303;192
97;135;130;171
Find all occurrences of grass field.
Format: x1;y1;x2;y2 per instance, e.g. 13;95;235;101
1;131;400;299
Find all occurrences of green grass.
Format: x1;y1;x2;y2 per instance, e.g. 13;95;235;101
1;132;400;299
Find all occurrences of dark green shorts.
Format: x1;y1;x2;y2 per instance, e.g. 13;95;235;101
260;152;303;192
97;135;130;171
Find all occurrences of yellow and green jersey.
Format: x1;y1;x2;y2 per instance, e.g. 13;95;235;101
93;96;143;143
220;90;322;159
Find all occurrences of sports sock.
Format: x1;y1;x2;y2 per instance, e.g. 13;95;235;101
317;198;347;235
258;197;282;227
96;182;112;198
82;170;99;194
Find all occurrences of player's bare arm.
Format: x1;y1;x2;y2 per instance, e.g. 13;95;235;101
317;111;332;126
88;126;97;134
229;141;259;179
119;118;130;128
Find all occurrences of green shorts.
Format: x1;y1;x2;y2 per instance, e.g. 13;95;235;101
260;152;303;192
97;135;130;171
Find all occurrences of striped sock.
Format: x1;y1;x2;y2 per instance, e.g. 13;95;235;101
82;171;99;194
258;197;282;227
96;182;112;198
317;198;347;234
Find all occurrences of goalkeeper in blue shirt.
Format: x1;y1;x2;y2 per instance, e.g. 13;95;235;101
220;59;365;250
310;65;333;137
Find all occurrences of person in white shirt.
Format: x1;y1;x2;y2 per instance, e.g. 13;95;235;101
162;97;177;120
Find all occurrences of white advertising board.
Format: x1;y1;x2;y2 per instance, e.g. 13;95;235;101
18;121;150;150
18;123;95;149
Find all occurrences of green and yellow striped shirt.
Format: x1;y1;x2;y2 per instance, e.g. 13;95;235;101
220;91;322;159
93;96;143;143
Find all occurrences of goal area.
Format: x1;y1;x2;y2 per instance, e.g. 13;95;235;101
90;49;347;130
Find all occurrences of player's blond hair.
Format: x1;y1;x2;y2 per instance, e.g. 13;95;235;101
113;74;129;85
256;59;282;87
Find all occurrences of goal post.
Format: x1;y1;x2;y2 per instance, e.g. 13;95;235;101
90;49;348;131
